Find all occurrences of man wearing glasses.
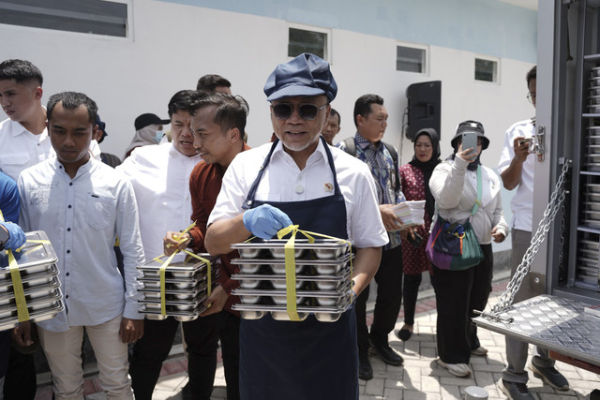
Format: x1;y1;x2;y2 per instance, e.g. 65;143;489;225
204;53;387;399
338;94;406;380
497;66;569;399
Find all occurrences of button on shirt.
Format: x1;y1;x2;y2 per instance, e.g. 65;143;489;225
497;119;536;231
117;143;202;260
208;140;389;249
0;118;53;182
17;158;144;332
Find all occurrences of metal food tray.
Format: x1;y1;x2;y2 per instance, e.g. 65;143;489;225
0;303;64;331
586;135;600;145
0;281;60;305
231;239;350;260
0;298;62;319
140;306;208;321
475;295;600;366
587;145;600;154
584;201;600;212
232;300;352;323
585;154;600;164
0;292;62;314
578;256;597;268
0;231;57;270
0;262;57;281
0;273;60;293
139;281;207;298
582;163;600;172
138;278;209;291
233;280;350;298
139;292;207;306
583;210;600;221
583;219;600;228
232;254;352;275
585;192;600;202
234;275;348;291
580;239;599;250
589;87;600;96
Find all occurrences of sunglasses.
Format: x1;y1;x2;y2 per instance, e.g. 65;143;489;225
271;103;327;120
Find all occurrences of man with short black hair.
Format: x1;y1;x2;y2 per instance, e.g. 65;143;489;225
0;59;50;181
122;90;220;400
339;94;406;380
196;74;232;94
16;91;144;399
164;92;250;400
322;108;341;145
498;66;569;399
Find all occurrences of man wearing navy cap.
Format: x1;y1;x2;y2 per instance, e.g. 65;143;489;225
204;53;388;399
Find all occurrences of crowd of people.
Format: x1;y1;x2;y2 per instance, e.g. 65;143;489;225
0;54;570;400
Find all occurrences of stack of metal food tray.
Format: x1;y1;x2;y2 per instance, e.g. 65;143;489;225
586;67;600;171
0;231;63;331
230;239;354;322
136;253;218;321
577;239;600;286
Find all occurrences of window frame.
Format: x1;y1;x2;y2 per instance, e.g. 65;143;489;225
0;0;132;40
474;56;501;84
395;42;429;75
287;23;332;62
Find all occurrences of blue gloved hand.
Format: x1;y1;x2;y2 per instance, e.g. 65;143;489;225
242;204;293;240
1;222;26;250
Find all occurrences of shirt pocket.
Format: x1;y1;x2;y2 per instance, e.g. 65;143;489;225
86;195;115;230
29;188;52;215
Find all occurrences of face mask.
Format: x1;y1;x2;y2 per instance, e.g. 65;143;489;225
154;130;164;143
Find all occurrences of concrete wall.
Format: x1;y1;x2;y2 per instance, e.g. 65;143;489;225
0;0;535;244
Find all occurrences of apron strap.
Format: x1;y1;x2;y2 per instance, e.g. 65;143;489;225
242;137;343;208
470;165;482;216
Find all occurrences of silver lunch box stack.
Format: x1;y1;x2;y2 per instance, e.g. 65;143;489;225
0;231;64;331
136;253;218;321
587;67;600;171
230;239;354;322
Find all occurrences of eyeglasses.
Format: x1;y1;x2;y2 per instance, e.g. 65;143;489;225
527;92;536;103
271;103;327;120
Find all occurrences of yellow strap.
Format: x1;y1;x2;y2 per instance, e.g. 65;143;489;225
158;251;178;316
276;225;352;321
8;250;29;322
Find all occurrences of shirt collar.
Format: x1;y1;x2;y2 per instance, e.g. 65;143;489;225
354;132;381;150
53;156;94;179
7;120;28;137
167;142;202;161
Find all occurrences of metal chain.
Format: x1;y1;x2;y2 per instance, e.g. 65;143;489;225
488;160;572;316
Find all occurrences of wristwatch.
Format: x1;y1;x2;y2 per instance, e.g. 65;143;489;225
0;225;9;251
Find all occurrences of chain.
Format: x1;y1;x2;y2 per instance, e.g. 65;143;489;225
488;160;572;316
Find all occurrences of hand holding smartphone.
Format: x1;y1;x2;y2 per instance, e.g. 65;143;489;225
461;132;478;152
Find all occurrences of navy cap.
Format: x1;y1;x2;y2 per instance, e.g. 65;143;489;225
264;53;337;102
134;113;170;131
95;114;107;142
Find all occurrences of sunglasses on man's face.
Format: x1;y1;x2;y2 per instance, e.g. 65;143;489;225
271;103;327;120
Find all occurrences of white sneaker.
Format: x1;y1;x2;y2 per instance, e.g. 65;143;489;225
436;358;472;377
471;346;488;356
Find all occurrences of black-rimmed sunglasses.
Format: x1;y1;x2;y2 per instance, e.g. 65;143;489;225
271;103;327;120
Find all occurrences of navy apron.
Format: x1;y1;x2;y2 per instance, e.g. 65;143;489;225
239;138;358;400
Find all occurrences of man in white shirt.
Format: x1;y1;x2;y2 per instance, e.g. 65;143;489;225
205;53;388;400
497;66;569;399
119;90;219;400
0;59;51;182
16;91;144;400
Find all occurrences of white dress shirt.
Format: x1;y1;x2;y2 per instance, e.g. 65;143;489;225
18;158;144;332
497;119;536;231
208;140;389;249
429;156;508;245
117;143;202;260
0;118;102;182
0;118;53;181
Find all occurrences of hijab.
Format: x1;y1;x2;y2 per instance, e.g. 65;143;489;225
409;128;441;219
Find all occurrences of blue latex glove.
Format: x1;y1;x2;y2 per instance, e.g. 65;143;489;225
1;222;26;250
242;204;293;240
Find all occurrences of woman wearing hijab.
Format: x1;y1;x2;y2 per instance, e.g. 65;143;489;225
395;128;440;342
429;120;508;377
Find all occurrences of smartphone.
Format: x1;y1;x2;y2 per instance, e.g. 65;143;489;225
461;132;478;152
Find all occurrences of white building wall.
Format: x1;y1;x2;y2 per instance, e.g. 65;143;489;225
0;0;534;169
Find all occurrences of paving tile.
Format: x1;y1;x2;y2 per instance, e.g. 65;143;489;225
384;377;406;390
365;378;385;395
440;384;461;399
383;387;404;399
402;389;427;400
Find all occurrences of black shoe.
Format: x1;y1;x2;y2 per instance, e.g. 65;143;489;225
590;389;600;400
369;333;403;366
358;355;373;380
530;364;569;391
499;380;535;400
395;328;412;342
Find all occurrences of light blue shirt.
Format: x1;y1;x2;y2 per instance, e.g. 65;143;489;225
17;158;144;332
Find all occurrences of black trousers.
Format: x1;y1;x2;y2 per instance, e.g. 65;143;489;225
217;311;240;400
129;313;219;400
355;245;403;356
402;273;423;326
3;340;36;400
431;244;493;364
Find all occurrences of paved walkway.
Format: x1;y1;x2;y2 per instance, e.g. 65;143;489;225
35;278;600;399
